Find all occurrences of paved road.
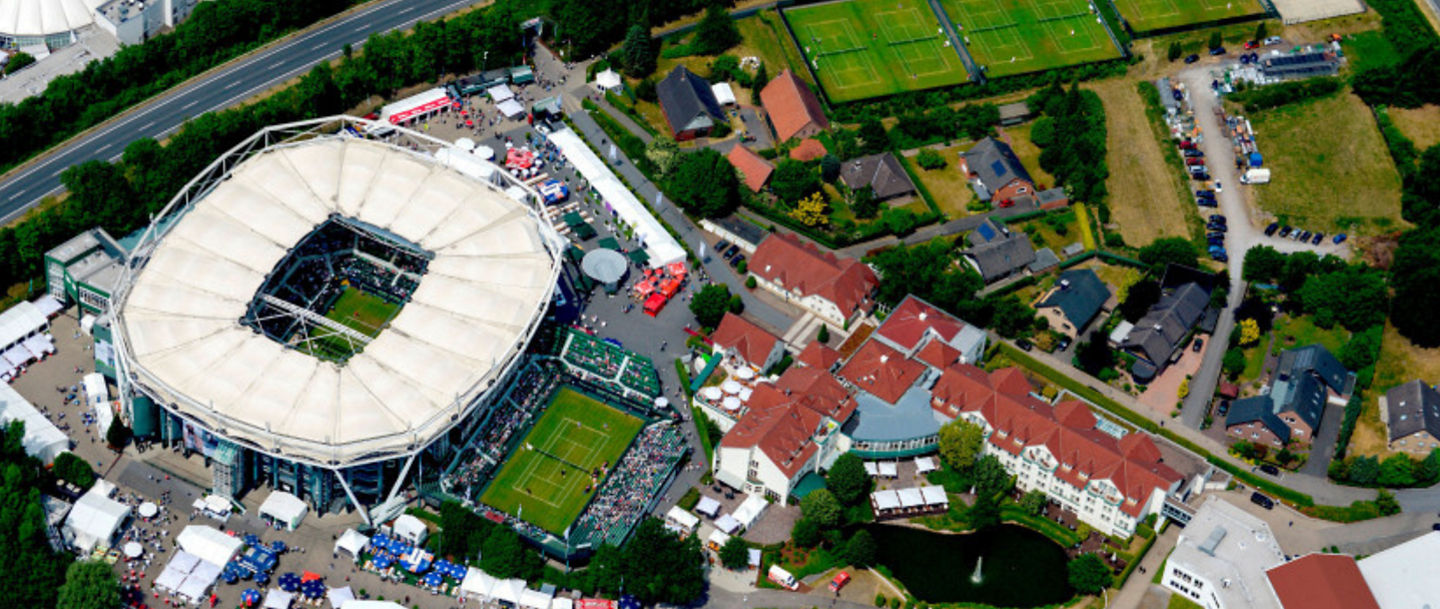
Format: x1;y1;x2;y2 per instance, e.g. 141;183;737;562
0;0;487;224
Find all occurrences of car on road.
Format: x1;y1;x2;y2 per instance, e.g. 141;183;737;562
1312;232;1325;245
1334;233;1348;244
1265;222;1279;236
1244;40;1259;49
1184;54;1201;64
1432;523;1440;531
1058;337;1072;351
1210;46;1227;55
1260;464;1280;476
1215;181;1223;193
1251;492;1275;509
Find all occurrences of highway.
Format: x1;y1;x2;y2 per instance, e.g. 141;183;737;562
0;0;487;224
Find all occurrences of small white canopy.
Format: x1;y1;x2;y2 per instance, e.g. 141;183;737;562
335;528;370;560
455;137;476;151
63;481;131;553
475;145;496;161
519;587;553;609
155;553;196;591
552;597;574;609
733;494;767;529
487;84;515;102
707;529;731;548
715;514;741;534
84;372;113;436
259;491;308;530
346;602;406;609
864;462;878;476
492;579;526;604
0;300;47;352
920;485;948;506
914;456;938;474
721;396;741;411
665;506;699;531
392;513;429;545
734;367;755;381
711;83;736;106
722;380;742;394
203;495;232;518
695;496;721;518
898;487;924;508
0;383;68;464
748;548;762;567
594;69;622;92
33;295;63;317
497;99;526;118
177;525;243;568
139;502;159;518
871;490;900;511
878;461;897;478
327;586;356;608
461;567;498;598
178;561;221;601
700;386;723;401
264;588;295;609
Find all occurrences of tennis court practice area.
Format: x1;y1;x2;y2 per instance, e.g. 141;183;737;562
1112;0;1265;33
785;0;970;102
943;0;1122;77
480;387;644;535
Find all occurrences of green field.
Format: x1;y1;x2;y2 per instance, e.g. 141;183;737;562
480;387;644;535
942;0;1122;78
785;0;970;102
326;287;401;337
1111;0;1264;33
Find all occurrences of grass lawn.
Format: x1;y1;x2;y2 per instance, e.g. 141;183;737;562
1167;594;1204;609
1349;323;1440;457
904;145;976;218
1019;209;1082;251
326;287;401;337
1341;30;1401;72
784;0;969;103
1111;0;1264;33
1079;259;1142;301
1388;105;1440;151
481;388;644;534
1249;92;1405;236
941;0;1122;78
736;11;814;86
1270;314;1350;355
1093;79;1194;246
1002;122;1057;187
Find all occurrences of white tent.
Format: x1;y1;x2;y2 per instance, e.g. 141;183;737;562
711;82;736;106
594;69;622;92
155;552;197;592
461;567;498;598
264;588;295;609
487;84;515;102
392;513;429;545
497;99;526;118
334;528;370;561
519;587;553;609
63;481;131;553
695;496;721;518
914;456;938;474
665;506;699;532
178;560;221;601
203;494;232;519
0;383;68;464
733;494;767;529
377;88;451;125
0;300;48;353
714;514;741;534
548;128;686;267
552;597;574;609
177;525;243;568
258;490;308;531
327;586;356;608
492;579;526;605
707;529;731;549
345;602;407;609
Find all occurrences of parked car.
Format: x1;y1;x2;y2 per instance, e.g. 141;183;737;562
714;239;731;255
1312;232;1325;245
1244;40;1259;49
1171;88;1184;101
1192;337;1205;352
724;244;741;259
1212;250;1229;262
1239;54;1252;65
1017;339;1033;352
729;254;745;268
1264;36;1283;45
1179;140;1197;150
1297;230;1311;241
1210;46;1227;55
1215;181;1224;193
1208;223;1228;233
1197;198;1218;208
1217;400;1230;416
1058;337;1072;351
1196;189;1215;197
1184;53;1201;64
1279;226;1293;238
1192;172;1212;181
1260;464;1280;476
1264;222;1279;236
1183;149;1205;158
1185;157;1206;166
1334;233;1348;244
1210;214;1226;223
1251;492;1275;509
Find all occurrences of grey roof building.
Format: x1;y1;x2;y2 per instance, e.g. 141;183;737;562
657;65;725;138
1225;344;1356;445
963;232;1036;283
1385;380;1440;448
997;102;1032;126
840;153;916;201
1037;269;1110;333
1121;282;1208;379
1259;52;1340;80
1028;248;1060;274
960;137;1033;201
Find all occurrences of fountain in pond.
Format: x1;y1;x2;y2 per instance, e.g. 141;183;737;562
970;556;984;584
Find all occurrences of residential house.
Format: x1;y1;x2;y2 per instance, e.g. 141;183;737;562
700;215;767;255
710;313;785;373
1163;496;1285;609
1380;379;1440;455
656;66;725;140
760;69;829;142
1224;345;1355;448
789;138;827;162
997;101;1032;126
839;153;916;202
959;137;1035;203
1035;269;1114;338
726;145;774;193
871;294;987;367
750;232;878;327
962;219;1037;283
1119;282;1209;383
1266;553;1380;609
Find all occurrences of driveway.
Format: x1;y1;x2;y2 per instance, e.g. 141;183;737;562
1139;335;1208;415
1299;400;1346;476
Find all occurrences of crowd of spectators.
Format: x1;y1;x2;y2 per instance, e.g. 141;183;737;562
561;330;661;398
441;361;561;503
569;423;686;547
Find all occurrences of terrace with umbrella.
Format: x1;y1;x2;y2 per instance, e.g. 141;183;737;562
240;588;262;607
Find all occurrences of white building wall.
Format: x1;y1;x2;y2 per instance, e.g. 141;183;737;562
1164;562;1223;609
749;275;848;327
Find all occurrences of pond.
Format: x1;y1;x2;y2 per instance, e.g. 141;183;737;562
866;523;1073;607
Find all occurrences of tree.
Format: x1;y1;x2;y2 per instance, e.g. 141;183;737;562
52;452;95;489
610;518;706;605
938;419;985;471
4;51;35;75
1379;453;1416;487
771;159;821;203
1348;455;1380;485
620;25;657;78
820;154;841;183
967;494;1001;529
480;527;542;580
718;535;749;569
1338;325;1382;372
750;62;769;105
1138;238;1198;275
1418;448;1440;484
1222;347;1245;380
858;118;889;154
1376;489;1401;515
971;455;1013;499
56;560;118;609
882;208;918;236
843;529;877;566
1119;279;1161;322
106;421;131;450
645;137;682;179
1068;554;1114;595
827;453;870;505
801;489;842;528
817;325;830;344
1242;245;1286;283
916;149;947;170
1208;31;1223;50
789;192;830;227
635;77;658;102
1020;490;1048;516
791;517;822;547
1391;227;1440;346
1167;41;1183;62
1074;330;1116;376
851;185;879;219
691;284;733;329
1238;319;1260;347
692;5;740;55
668;148;740;218
1296;267;1388;331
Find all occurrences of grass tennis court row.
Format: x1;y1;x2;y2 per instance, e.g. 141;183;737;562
1111;0;1265;34
942;0;1122;78
480;387;644;535
785;0;970;102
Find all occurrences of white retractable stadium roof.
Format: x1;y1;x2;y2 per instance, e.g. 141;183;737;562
118;134;560;466
0;0;105;38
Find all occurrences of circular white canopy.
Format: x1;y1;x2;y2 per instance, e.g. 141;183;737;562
0;0;105;38
475;146;495;160
653;396;669;408
722;380;742;395
700;386;722;400
722;396;741;411
454;137;476;151
580;248;627;284
735;367;755;380
124;542;143;558
139;502;158;518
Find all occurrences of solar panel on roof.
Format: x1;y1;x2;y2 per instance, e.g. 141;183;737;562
990;159;1009;177
977;223;996;242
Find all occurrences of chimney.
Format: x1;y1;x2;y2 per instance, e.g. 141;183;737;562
880;354;889;364
1059;279;1071;289
919;311;928;321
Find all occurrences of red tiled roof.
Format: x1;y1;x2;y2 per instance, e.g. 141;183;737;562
752;232;877;317
727;145;774;193
876;295;970;352
989;367;1034;397
836;341;924;404
797;341;842;370
710;313;780;368
1266;554;1380;609
789;138;827;161
915;340;962;370
721;368;856;477
760;69;829;142
1054;400;1098;429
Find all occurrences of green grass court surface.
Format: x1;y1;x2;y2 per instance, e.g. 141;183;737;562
1111;0;1264;33
943;0;1122;78
325;287;400;337
480;388;644;535
786;0;969;102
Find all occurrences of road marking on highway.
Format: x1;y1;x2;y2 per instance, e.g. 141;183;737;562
140;121;156;131
95;143;112;153
182;100;200;110
225;80;241;90
398;4;417;13
312;42;329;52
8;190;25;202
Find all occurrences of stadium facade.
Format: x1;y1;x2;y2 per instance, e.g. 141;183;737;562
110;117;565;523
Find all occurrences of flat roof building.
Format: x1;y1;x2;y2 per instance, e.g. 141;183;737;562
45;227;127;315
1163;497;1284;609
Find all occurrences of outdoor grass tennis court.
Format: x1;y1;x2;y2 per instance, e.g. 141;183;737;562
943;0;1122;78
325;287;400;337
480;387;644;535
1111;0;1264;33
785;0;969;102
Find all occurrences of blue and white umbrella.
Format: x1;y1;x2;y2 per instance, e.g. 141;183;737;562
278;572;302;592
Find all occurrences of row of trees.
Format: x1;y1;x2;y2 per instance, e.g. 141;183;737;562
1241;247;1388;332
790;453;875;565
1028;82;1109;213
434;502;545;581
1328;449;1440;489
547;0;720;58
865;239;1040;339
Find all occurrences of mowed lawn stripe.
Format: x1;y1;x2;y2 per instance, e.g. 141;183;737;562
325;287;399;337
1112;0;1264;33
944;0;1121;77
785;0;968;102
480;388;643;535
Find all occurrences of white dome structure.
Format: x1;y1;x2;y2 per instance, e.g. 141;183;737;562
0;0;106;49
